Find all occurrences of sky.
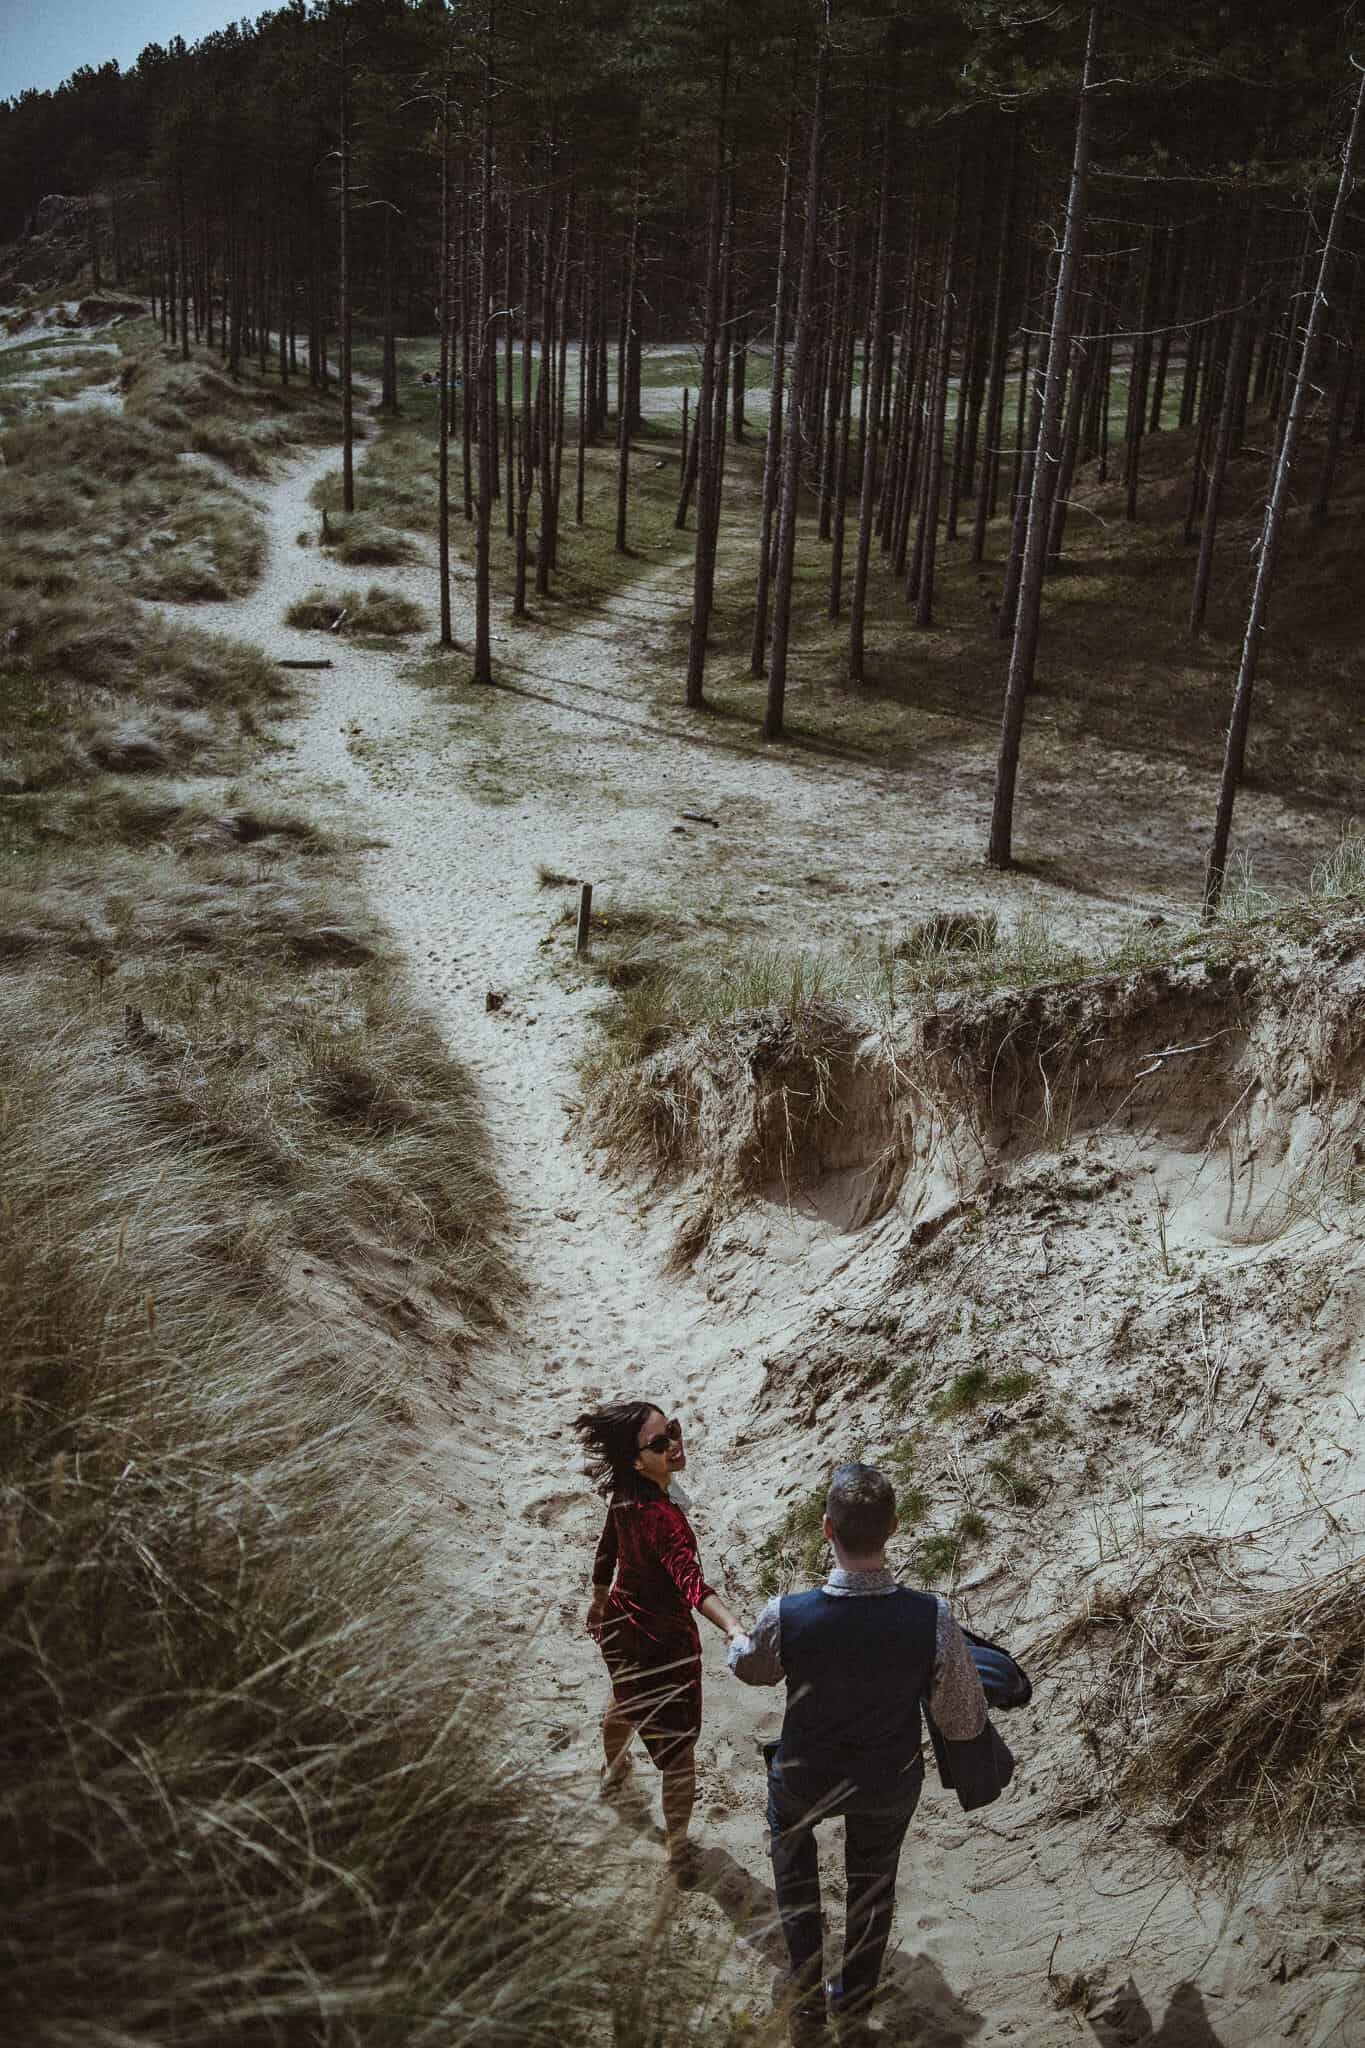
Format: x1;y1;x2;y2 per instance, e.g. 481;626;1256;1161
0;1;250;102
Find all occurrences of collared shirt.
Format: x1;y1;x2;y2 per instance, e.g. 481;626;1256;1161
728;1566;987;1742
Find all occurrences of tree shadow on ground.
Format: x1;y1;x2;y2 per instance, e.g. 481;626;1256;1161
1087;1978;1227;2047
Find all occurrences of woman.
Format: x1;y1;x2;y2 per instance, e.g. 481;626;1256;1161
574;1400;742;1881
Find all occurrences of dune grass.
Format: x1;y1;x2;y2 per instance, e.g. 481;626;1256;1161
0;956;732;2044
0;337;307;793
1057;1540;1365;1870
286;583;425;638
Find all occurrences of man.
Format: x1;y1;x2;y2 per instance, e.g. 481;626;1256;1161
729;1463;1012;2045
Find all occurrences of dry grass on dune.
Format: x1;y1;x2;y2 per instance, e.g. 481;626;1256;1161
285;583;425;638
3;403;264;599
1050;1539;1365;1869
1;786;506;1316
0;969;725;2046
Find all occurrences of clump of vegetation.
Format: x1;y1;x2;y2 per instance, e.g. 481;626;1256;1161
929;1365;1037;1419
286;583;425;637
1;404;265;604
121;347;339;464
755;1485;830;1596
319;512;419;565
908;1510;990;1586
1059;1542;1365;1864
986;1447;1045;1507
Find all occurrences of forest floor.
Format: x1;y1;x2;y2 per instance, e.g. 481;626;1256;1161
44;332;1365;2046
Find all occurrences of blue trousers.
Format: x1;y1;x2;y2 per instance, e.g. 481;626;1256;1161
765;1755;923;2013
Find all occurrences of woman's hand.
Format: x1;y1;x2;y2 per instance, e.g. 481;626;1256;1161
586;1588;610;1634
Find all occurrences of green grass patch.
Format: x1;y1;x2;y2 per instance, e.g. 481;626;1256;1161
930;1365;1038;1420
755;1485;830;1597
909;1510;989;1586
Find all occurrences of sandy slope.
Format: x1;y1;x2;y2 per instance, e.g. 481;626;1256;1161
162;402;1362;2048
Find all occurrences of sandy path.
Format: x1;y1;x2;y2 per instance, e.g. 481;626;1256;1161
161;412;1359;2048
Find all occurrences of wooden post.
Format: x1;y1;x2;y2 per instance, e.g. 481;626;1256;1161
575;882;593;956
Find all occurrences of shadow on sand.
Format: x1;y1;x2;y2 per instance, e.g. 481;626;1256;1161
1087;1978;1228;2047
687;1841;985;2046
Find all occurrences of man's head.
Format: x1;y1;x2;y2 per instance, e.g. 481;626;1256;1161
823;1462;897;1563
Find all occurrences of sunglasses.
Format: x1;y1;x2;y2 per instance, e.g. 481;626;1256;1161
638;1418;683;1456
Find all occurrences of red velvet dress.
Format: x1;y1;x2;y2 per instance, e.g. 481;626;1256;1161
590;1477;716;1769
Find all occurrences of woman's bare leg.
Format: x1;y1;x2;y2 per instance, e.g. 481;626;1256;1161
601;1704;634;1789
661;1747;696;1855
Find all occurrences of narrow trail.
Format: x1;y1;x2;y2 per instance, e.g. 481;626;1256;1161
181;412;869;2008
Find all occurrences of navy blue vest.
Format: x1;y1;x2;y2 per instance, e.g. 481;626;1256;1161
777;1586;939;1790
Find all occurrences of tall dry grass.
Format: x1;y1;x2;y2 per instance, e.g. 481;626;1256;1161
0;971;729;2044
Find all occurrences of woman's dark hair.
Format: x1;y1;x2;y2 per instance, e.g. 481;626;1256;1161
573;1400;665;1499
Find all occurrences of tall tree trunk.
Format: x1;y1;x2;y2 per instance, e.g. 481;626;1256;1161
1203;67;1365;911
177;177;191;363
1188;307;1252;637
460;167;473;522
535;170;558;591
550;192;572;569
575;218;589;524
472;1;496;687
1122;224;1158;522
996;317;1049;639
514;414;531;615
684;131;727;706
615;181;640;555
764;40;828;740
988;0;1101;871
338;7;354;514
437;81;455;649
505;195;516;536
828;260;860;617
380;205;398;414
973;122;1019;561
847;66;894;686
1045;315;1095;571
731;319;747;441
748;106;796;676
913;157;964;628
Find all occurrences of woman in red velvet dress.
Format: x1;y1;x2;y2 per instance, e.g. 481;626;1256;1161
575;1400;742;1880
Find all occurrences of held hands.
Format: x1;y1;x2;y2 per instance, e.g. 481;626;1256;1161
725;1625;754;1671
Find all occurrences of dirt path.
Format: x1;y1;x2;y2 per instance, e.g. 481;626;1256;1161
169;414;1358;2048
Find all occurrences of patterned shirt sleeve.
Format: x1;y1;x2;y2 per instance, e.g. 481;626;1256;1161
728;1595;784;1684
929;1597;988;1740
591;1508;618;1590
653;1499;717;1611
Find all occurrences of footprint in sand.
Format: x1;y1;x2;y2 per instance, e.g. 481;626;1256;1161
521;1489;591;1527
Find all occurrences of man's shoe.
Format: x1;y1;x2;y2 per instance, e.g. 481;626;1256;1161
788;2019;828;2048
825;1978;876;2044
772;1974;827;2040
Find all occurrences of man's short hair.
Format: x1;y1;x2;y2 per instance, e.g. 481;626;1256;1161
825;1462;897;1553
